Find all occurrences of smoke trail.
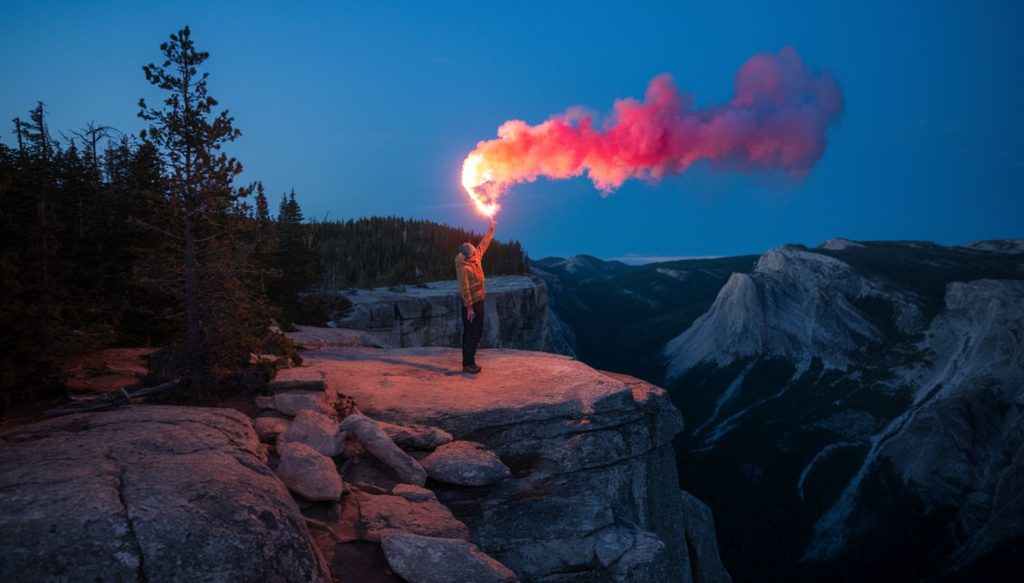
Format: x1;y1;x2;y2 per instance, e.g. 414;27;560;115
461;47;843;214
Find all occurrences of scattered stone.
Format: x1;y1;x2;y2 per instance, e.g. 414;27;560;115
275;391;335;417
420;441;510;487
340;414;427;486
381;533;517;583
392;483;436;502
280;409;346;457
276;441;343;501
255;395;276;410
378;420;453;451
253;416;290;443
341;488;469;543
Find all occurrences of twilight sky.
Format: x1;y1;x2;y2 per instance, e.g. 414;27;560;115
2;1;1022;260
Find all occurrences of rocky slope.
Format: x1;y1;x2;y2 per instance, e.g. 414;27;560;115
274;346;730;582
326;275;576;357
1;345;730;582
659;240;1024;580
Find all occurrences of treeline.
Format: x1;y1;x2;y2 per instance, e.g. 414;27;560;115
315;216;528;289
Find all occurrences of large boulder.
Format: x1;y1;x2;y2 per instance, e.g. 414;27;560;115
277;441;344;501
0;405;329;582
280;409;346;457
381;533;517;583
420;441;510;487
340;414;427;486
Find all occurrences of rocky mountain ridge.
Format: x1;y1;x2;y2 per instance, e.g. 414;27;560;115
657;239;1024;580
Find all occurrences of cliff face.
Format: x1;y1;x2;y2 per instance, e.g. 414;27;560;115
328;275;576;357
281;346;730;583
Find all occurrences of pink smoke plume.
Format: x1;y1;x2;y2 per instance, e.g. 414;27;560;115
461;47;843;216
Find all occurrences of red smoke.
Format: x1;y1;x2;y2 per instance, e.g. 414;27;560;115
461;47;843;214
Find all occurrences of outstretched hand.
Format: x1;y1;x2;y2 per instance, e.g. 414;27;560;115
490;218;497;229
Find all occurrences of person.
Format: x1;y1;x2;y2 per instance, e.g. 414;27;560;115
455;218;496;374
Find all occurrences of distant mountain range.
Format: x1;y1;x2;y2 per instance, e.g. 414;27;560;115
533;238;1024;581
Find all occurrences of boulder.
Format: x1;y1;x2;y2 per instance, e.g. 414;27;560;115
253;416;290;443
0;405;329;582
378;420;453;451
280;409;346;457
275;391;336;418
392;483;436;502
277;441;343;501
340;414;427;486
381;533;517;583
339;488;469;542
420;441;510;487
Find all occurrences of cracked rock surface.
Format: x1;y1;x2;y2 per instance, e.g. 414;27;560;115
0;405;329;582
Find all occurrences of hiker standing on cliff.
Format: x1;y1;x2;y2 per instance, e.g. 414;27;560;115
455;219;496;374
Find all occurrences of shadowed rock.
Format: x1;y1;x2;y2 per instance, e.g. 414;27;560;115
253;416;290;443
679;491;732;583
0;405;329;582
281;409;346;457
340;414;427;486
392;483;436;502
420;441;511;487
381;533;517;583
378;420;453;451
338;487;469;543
274;391;336;417
277;441;343;501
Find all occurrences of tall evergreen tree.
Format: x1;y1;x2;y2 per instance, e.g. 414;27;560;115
137;26;271;393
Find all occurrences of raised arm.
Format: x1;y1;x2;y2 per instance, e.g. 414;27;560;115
477;219;497;257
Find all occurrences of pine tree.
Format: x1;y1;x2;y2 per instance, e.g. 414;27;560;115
137;26;271;393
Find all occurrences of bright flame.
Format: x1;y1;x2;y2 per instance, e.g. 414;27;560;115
461;153;499;217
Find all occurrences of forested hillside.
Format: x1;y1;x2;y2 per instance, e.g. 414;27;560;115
315;216;527;289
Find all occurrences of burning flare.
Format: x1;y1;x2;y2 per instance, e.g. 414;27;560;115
460;47;843;216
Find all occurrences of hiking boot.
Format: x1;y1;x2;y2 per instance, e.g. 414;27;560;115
463;364;482;374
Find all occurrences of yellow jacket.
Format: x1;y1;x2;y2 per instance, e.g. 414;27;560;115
455;223;495;307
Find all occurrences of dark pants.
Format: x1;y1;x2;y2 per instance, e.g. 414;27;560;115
461;300;485;366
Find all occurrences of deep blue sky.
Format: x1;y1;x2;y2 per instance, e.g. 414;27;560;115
3;1;1022;260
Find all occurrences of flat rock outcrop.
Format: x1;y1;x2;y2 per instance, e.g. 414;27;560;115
296;346;729;582
328;275;576;356
0;405;328;582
